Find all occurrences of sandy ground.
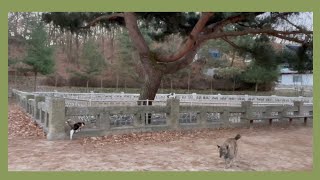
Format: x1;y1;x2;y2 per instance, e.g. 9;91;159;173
8;101;313;171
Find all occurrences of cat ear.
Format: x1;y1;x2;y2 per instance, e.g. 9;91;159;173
217;145;220;148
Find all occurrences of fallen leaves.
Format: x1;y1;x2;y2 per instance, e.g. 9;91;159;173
8;103;46;138
81;128;234;147
79;123;300;148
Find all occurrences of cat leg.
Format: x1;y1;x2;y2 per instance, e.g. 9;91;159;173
70;129;74;140
225;158;232;168
230;158;235;168
225;159;229;169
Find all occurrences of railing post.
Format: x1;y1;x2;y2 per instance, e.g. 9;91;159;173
134;113;142;127
192;93;197;101
34;95;45;121
199;111;207;126
90;91;94;106
167;98;180;129
39;108;43;123
265;106;273;126
294;101;304;115
221;109;230;127
54;90;58;97
293;101;305;125
280;105;289;121
25;94;34;113
121;92;124;99
241;101;253;128
47;97;66;140
100;112;111;130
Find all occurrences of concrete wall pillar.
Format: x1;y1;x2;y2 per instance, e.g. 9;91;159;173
166;98;180;129
241;101;253;120
34;96;45;120
39;109;43;123
222;110;230;127
47;97;66;140
241;101;253;127
25;95;34;112
100;112;111;130
199;111;207;126
294;101;304;115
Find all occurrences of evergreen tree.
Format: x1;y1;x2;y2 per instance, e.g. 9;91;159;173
114;28;142;88
216;67;244;91
280;42;313;73
73;38;105;92
42;12;312;99
24;22;54;91
241;64;279;92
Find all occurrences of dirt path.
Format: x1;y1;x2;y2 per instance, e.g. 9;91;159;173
8;101;313;171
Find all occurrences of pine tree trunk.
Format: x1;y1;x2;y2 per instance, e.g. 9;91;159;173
230;51;236;67
255;83;258;92
75;32;80;67
210;77;213;94
34;72;37;92
14;70;17;88
138;68;163;105
101;27;105;56
188;71;190;93
61;33;66;53
68;32;73;63
23;13;30;38
161;80;164;94
83;33;87;44
14;13;19;36
116;74;119;91
233;79;236;92
110;29;115;64
86;80;89;93
55;74;58;87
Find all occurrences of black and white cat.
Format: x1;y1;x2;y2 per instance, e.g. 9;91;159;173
66;119;85;140
167;93;176;99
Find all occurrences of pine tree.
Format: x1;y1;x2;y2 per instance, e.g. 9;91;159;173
241;65;279;92
42;12;312;99
73;38;105;92
24;22;54;91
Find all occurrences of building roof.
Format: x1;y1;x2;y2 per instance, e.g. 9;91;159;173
280;68;298;74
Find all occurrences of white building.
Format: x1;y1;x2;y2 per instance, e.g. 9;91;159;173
277;68;313;86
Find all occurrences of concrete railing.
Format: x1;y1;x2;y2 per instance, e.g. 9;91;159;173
12;89;313;141
14;89;313;106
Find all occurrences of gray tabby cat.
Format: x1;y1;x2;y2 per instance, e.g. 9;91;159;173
217;134;241;168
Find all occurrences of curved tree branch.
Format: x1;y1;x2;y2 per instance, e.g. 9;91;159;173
156;12;214;63
163;40;205;74
163;48;198;74
278;14;308;32
200;28;312;44
82;13;124;28
278;14;312;40
270;34;307;44
221;37;250;52
203;12;268;35
124;12;150;55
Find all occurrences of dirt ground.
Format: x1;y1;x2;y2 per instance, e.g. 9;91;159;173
8;101;313;171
